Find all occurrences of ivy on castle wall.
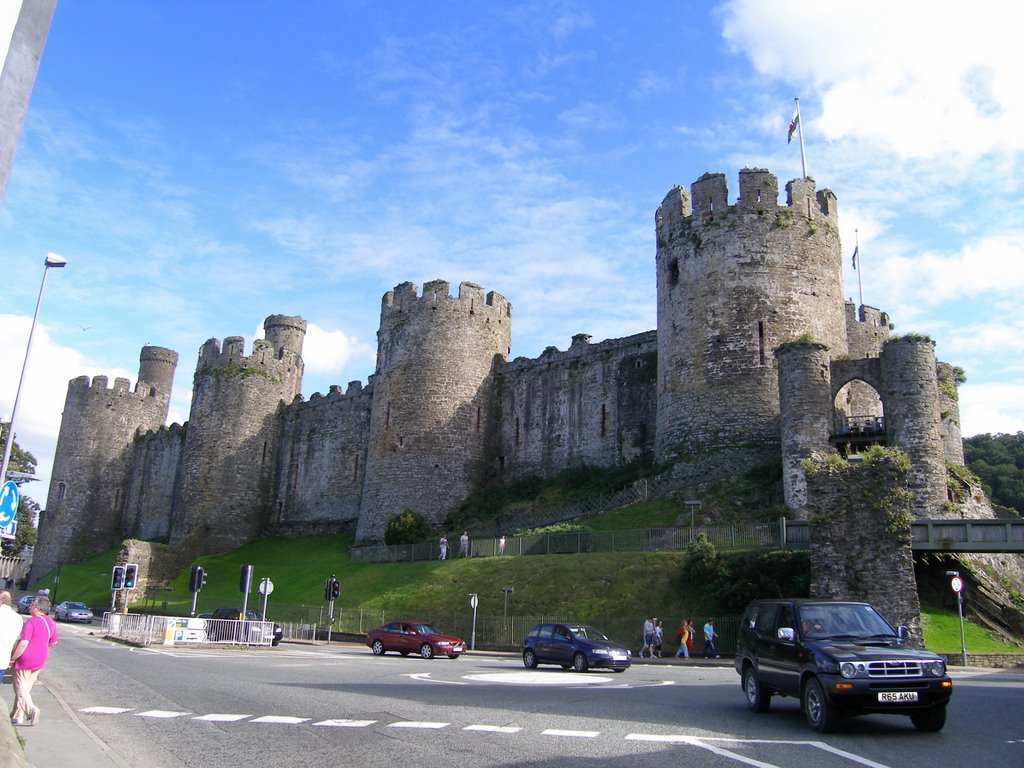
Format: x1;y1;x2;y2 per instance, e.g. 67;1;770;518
200;364;282;385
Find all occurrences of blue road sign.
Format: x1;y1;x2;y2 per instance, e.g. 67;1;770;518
0;481;19;527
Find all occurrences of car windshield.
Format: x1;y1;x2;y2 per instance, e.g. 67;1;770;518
410;624;441;635
799;603;896;640
568;625;610;641
66;602;88;609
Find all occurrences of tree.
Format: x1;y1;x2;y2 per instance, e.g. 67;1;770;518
1;422;40;555
384;509;433;546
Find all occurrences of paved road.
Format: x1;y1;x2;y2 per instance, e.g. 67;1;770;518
8;624;1024;767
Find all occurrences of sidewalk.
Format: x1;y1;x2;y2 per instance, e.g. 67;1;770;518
1;681;129;768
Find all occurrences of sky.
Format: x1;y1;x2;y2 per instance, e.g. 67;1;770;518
2;0;1023;506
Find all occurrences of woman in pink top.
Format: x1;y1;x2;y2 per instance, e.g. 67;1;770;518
9;595;58;726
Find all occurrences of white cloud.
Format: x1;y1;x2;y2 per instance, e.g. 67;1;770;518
301;322;375;378
960;382;1024;437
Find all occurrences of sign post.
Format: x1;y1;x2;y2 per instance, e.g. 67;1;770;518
0;481;19;529
948;570;967;667
258;577;274;621
469;593;478;651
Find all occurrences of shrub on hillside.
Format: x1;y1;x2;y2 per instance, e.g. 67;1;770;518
384;509;433;545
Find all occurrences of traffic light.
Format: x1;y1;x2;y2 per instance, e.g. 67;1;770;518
324;577;340;601
123;563;139;590
189;566;205;593
110;565;125;590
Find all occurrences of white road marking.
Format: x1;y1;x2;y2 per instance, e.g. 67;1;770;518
388;721;450;729
542;728;600;738
193;714;251;722
135;710;191;719
313;719;378;727
79;707;132;715
406;672;466;685
250;715;310;724
627;735;780;768
464;724;522;733
464;671;613;685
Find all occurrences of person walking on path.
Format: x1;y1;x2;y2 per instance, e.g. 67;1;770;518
640;616;655;658
653;619;665;658
686;619;695;658
439;534;449;560
703;618;719;659
0;591;22;684
674;619;690;660
459;531;470;557
498;535;506;555
9;595;58;726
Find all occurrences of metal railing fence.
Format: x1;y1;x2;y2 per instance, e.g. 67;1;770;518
102;612;278;647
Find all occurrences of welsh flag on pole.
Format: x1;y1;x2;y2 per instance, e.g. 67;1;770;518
787;107;800;144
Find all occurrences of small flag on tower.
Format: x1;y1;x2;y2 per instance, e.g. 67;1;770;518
787;106;800;144
852;245;859;270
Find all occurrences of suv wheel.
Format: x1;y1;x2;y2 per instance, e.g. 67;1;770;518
910;705;947;732
743;667;771;713
523;649;538;669
803;677;841;733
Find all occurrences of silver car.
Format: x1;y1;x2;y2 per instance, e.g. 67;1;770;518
54;601;94;623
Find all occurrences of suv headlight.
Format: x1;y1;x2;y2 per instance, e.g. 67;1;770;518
840;662;867;678
923;660;946;677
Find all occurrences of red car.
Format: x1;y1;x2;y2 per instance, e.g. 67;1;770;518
366;621;466;659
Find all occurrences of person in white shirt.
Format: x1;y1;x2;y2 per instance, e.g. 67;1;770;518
0;591;23;686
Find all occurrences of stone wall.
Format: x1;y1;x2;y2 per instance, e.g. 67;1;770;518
804;450;924;646
495;331;657;480
124;423;186;541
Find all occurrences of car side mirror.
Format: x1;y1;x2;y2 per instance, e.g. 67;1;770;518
897;625;908;643
777;627;795;641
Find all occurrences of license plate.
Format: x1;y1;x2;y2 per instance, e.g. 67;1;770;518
878;691;918;703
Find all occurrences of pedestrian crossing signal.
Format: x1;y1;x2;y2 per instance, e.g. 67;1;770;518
110;565;125;590
123;563;139;590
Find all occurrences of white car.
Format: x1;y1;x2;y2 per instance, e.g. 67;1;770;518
54;601;94;623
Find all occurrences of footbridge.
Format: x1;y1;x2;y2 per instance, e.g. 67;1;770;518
781;517;1024;553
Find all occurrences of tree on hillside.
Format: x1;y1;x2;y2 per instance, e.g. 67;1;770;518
963;432;1024;515
0;422;40;555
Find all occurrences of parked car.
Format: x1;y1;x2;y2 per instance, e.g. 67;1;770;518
366;621;466;659
735;598;953;733
203;607;283;646
521;623;631;672
16;595;35;614
54;601;94;623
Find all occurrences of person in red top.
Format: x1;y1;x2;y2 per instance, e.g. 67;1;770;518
9;595;58;726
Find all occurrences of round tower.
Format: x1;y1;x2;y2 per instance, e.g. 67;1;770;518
880;336;947;517
171;315;306;552
356;280;511;544
775;341;834;516
32;348;177;582
654;169;847;482
936;361;965;466
138;345;178;398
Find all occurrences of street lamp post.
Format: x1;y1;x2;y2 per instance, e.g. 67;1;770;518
946;570;967;667
0;253;67;487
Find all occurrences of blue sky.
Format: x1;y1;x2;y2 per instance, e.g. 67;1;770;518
2;1;1023;503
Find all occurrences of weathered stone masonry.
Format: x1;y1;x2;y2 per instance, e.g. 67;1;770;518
31;168;971;585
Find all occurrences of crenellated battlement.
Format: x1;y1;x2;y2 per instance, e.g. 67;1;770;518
196;315;306;376
380;279;511;324
656;168;838;240
67;373;162;402
845;301;890;329
505;330;657;373
287;380;374;413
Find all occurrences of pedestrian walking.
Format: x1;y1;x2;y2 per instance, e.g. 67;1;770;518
9;595;58;726
438;534;449;560
653;619;665;658
674;619;690;660
703;618;719;659
641;615;655;658
0;591;22;684
459;530;470;557
498;535;506;555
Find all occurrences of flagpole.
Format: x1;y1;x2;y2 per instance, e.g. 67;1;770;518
855;229;864;310
795;97;808;178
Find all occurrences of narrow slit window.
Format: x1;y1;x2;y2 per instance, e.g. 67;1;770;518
58;482;66;500
667;258;679;287
515;417;521;447
757;321;767;366
600;404;607;437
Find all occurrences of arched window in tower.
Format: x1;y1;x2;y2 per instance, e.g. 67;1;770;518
58;482;66;500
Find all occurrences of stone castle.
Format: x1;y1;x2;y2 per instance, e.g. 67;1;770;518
30;168;968;583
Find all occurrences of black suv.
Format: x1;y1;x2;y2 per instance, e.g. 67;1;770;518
205;608;283;646
735;599;952;732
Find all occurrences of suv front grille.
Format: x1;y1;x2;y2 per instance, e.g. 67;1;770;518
865;660;923;678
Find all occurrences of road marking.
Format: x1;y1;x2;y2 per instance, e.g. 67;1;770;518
406;672;466;685
464;724;522;733
465;671;614;685
135;710;191;719
313;719;378;727
542;729;600;738
388;721;450;729
250;715;310;724
193;714;251;722
80;707;133;715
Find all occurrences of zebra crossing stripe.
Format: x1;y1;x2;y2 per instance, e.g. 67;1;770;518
388;721;450;729
194;714;251;722
542;729;600;738
135;710;190;718
250;716;310;724
313;719;378;727
464;725;521;733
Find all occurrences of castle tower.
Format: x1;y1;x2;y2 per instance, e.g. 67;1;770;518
841;302;889;419
936;362;965;466
31;346;178;582
170;315;306;552
654;169;846;481
775;341;834;515
355;280;511;544
879;337;947;517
